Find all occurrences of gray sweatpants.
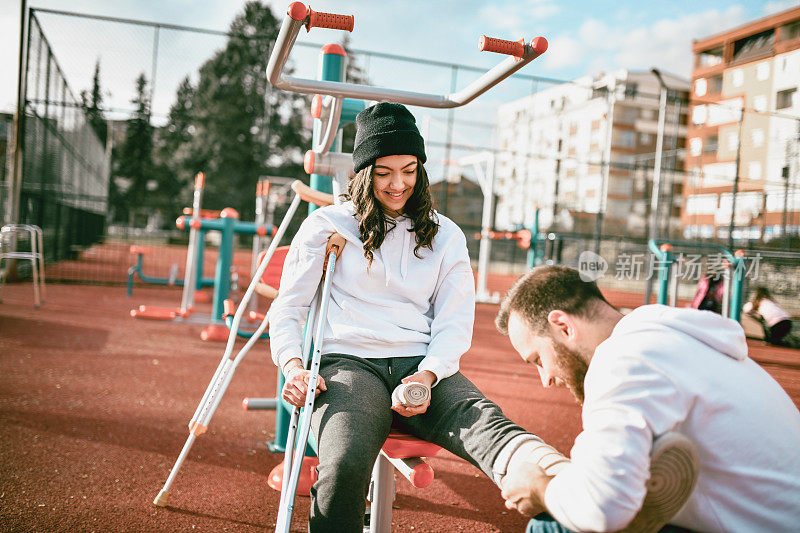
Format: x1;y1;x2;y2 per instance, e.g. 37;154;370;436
308;353;533;532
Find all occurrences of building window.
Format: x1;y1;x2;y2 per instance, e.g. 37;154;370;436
757;62;770;81
708;74;723;94
618;107;638;123
748;161;762;180
640;133;653;144
776;88;797;110
753;94;768;112
732;29;775;63
780;20;800;41
692;105;707;126
690;138;703;156
703;135;718;154
694;78;707;96
698;46;723;67
618;131;636;148
732;69;744;87
728;132;739;151
752;128;765;147
624;83;638;99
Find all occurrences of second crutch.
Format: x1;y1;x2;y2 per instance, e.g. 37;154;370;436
275;233;345;533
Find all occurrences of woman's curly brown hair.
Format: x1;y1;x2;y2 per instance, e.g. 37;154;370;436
343;159;439;266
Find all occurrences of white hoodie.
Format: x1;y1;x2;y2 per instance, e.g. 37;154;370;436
268;201;475;382
545;305;800;532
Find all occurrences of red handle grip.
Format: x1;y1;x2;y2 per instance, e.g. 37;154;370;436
223;299;235;319
307;7;354;32
479;35;525;58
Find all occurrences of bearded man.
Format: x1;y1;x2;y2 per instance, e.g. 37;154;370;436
495;265;800;533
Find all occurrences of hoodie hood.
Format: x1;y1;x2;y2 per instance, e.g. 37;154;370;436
613;304;748;361
315;201;413;286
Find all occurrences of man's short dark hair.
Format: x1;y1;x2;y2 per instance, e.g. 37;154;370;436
495;265;611;336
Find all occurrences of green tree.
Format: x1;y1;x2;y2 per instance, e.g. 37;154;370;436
170;1;310;220
113;73;154;223
80;60;108;145
153;76;197;217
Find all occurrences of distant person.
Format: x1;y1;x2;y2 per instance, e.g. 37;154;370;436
690;273;724;314
495;265;800;533
743;286;793;346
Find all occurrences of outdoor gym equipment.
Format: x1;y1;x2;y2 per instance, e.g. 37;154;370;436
132;180;277;341
0;224;46;308
152;180;334;508
127;245;214;297
125;174;217;297
266;3;549;532
649;239;746;322
129;172;209;317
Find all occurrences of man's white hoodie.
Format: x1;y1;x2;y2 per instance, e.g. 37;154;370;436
544;305;800;533
268;201;475;382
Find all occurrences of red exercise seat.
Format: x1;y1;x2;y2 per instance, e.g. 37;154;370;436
130;245;151;255
382;430;441;459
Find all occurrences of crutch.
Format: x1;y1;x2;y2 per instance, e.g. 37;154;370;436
179;172;205;317
153;186;305;507
275;233;346;533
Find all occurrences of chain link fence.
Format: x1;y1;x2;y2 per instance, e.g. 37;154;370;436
7;6;798;317
8;12;110;266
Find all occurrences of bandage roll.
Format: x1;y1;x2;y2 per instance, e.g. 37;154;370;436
392;382;430;407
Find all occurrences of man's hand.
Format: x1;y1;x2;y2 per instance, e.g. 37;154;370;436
281;358;327;407
391;370;436;417
501;461;552;517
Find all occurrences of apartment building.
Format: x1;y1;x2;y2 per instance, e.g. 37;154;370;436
685;6;800;242
494;69;689;237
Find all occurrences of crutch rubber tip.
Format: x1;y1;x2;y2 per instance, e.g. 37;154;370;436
153;490;169;507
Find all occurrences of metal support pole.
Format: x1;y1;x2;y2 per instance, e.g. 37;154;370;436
663;95;684;239
150;25;160;109
729;250;746;323
7;0;29;229
644;69;669;305
727;108;745;249
440;66;458;216
595;81;615;255
271;43;345;455
781;165;790;250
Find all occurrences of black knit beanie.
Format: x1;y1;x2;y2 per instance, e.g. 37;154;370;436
352;102;427;173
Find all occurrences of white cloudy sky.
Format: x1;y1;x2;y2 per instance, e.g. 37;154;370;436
0;0;797;115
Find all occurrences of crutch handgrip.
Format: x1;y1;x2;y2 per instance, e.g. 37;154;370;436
326;233;346;258
322;233;346;274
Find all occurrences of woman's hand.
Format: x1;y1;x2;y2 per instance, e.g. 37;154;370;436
281;359;327;407
391;370;436;417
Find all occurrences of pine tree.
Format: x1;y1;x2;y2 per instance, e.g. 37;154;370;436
80;60;108;145
114;73;154;223
154;76;197;216
170;1;310;219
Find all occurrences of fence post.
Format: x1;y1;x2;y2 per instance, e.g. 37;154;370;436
656;243;673;306
729;249;746;322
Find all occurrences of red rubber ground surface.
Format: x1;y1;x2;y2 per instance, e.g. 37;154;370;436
1;279;798;532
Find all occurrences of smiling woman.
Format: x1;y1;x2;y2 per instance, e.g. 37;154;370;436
267;102;569;531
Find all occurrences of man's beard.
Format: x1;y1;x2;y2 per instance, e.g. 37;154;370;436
552;339;589;405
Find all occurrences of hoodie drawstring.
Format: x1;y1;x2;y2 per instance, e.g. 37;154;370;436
382;218;411;286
